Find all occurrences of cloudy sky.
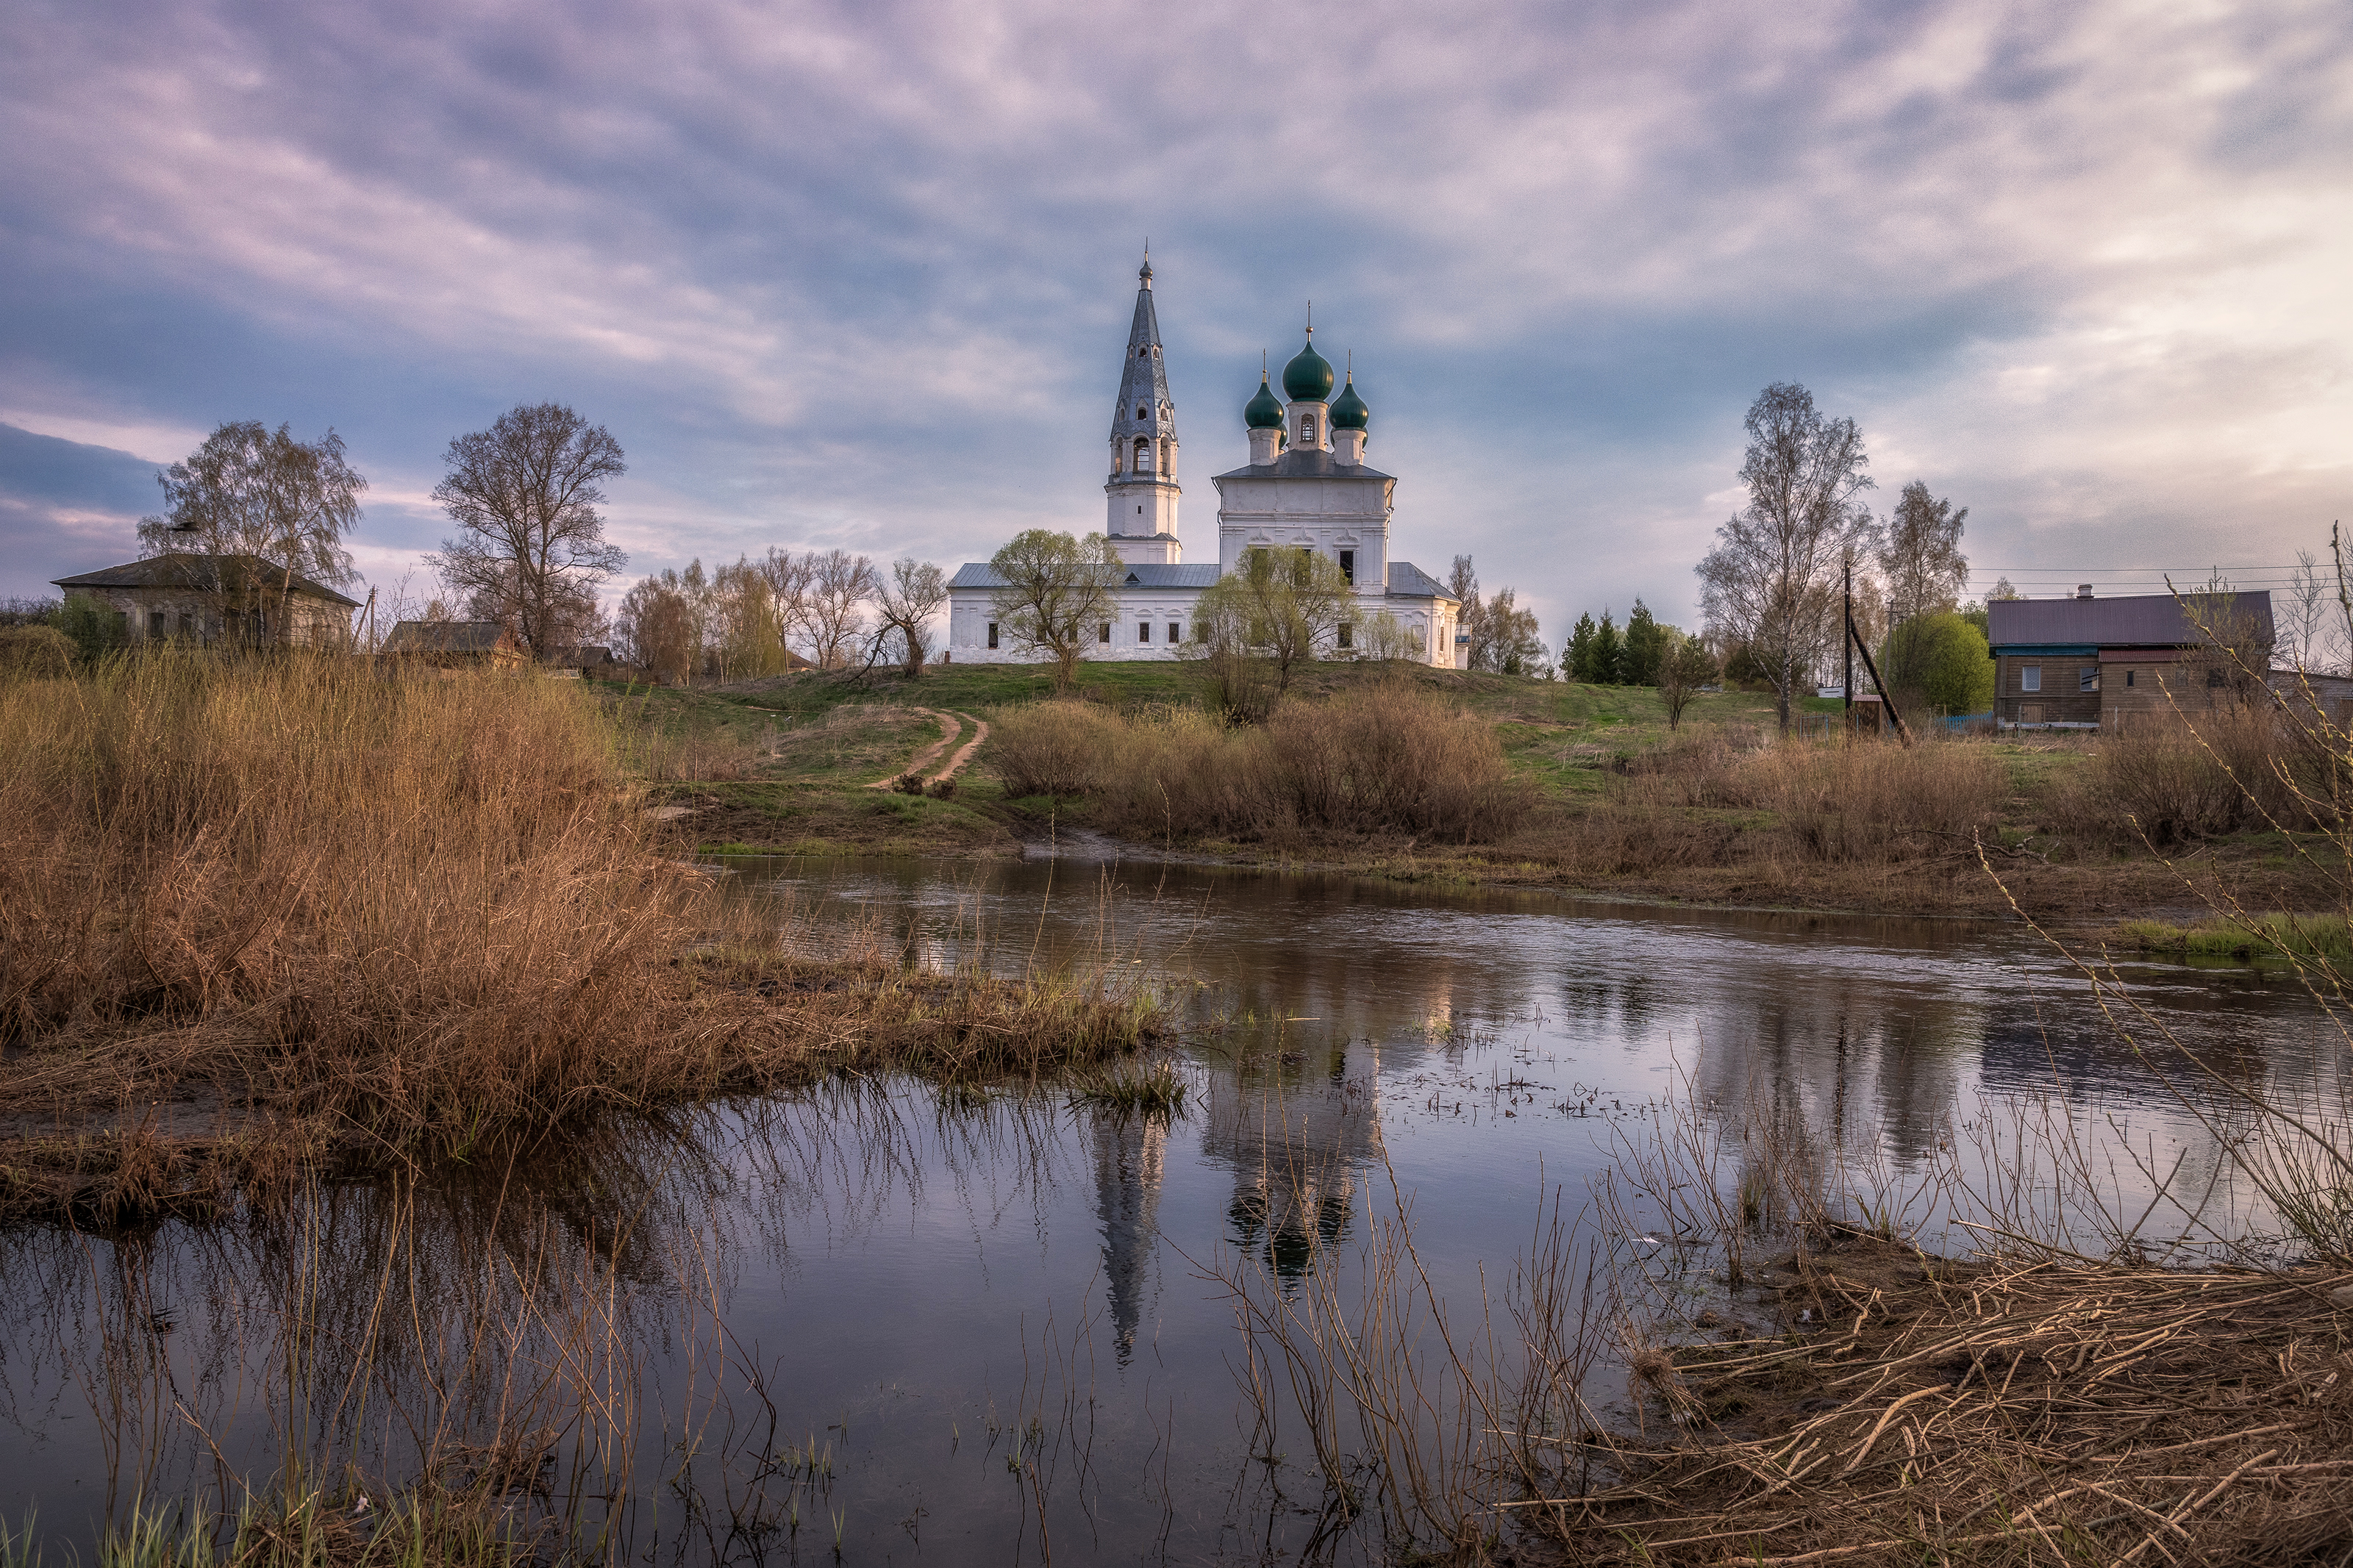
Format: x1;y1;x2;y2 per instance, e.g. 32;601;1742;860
4;0;2349;637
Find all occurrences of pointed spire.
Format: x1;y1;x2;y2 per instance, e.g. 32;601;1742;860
1140;239;1152;287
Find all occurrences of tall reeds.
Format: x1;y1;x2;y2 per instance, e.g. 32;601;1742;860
0;652;1160;1221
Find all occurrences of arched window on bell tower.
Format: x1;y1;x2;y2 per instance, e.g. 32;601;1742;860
1299;413;1317;447
1134;437;1152;473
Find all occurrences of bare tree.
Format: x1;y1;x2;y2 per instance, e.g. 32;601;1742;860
1479;584;1545;675
801;548;877;668
1879;481;1969;628
990;529;1119;692
755;548;815;659
140;420;366;642
1696;382;1877;734
430;403;627;661
874;559;949;676
2277;548;2344;675
1449;554;1485;670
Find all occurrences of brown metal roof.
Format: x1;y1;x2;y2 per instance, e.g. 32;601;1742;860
1986;590;2272;650
51;552;363;608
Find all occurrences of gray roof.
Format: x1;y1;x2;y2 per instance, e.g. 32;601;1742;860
1385;560;1456;601
1213;450;1395;481
53;551;362;607
1986;590;2273;650
384;620;511;653
949;562;1220;590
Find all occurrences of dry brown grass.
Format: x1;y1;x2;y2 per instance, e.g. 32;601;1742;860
988;680;1538;843
0;651;1157;1224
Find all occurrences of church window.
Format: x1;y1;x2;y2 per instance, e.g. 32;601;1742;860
1336;623;1352;649
1138;621;1151;642
1135;438;1151;472
987;622;999;650
1338;549;1354;585
1168;622;1181;644
1299;415;1316;445
1137;405;1147;420
1099;623;1112;644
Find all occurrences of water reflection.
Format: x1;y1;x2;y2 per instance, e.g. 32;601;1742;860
2;857;2343;1565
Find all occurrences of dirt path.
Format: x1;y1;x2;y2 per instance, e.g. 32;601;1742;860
865;709;961;788
864;709;990;789
931;712;989;782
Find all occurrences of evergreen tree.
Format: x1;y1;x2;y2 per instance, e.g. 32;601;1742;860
1590;610;1623;684
1622;598;1666;685
1564;612;1596;684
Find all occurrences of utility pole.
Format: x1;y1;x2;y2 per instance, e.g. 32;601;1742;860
1843;554;1854;737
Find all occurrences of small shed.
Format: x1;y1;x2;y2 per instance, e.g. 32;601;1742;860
1985;588;2274;730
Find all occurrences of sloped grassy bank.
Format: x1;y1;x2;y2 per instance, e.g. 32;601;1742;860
0;653;1157;1225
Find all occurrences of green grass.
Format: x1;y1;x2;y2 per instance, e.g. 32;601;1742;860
2118;913;2353;964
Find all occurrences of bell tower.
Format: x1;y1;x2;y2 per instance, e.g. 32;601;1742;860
1105;255;1181;565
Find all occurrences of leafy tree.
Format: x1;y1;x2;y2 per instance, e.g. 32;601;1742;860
1482;586;1545;676
1193;545;1353;694
1696;383;1877;733
1657;634;1719;730
874;558;948;676
139;420;365;641
990;529;1120;692
1879;611;1994;716
432;403;626;661
1622;598;1668;685
1879;481;1969;627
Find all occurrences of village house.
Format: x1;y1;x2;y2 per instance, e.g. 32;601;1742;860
50;552;359;647
382;620;621;676
1985;587;2274;730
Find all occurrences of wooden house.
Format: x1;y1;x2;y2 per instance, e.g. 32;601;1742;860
382;620;527;670
51;553;359;648
1985;587;2274;729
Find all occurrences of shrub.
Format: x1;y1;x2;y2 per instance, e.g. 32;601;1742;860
987;699;1131;795
1881;612;1993;716
986;684;1535;842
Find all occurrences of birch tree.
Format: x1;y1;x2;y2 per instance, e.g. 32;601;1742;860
1696;383;1877;733
139;420;366;641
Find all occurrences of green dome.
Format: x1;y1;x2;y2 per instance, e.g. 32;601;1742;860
1330;372;1369;430
1281;335;1335;402
1243;370;1285;429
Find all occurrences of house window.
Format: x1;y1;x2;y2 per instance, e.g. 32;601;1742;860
987;622;999;649
1099;623;1111;644
148;610;164;638
1338;549;1354;585
1299;415;1316;445
1167;622;1181;643
1336;623;1352;649
2079;667;2099;692
1138;621;1151;642
2125;670;2135;687
2021;665;2041;692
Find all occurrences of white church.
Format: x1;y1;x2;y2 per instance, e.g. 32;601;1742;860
945;261;1464;667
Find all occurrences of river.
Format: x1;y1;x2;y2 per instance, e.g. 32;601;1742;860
0;854;2338;1564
